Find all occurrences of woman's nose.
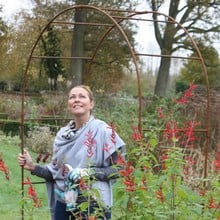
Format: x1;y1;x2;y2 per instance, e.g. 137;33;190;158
74;97;80;102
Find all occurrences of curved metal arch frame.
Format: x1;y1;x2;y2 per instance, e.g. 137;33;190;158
84;9;210;183
20;5;210;220
20;5;142;219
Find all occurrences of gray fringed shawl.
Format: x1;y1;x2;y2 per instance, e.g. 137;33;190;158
46;116;125;220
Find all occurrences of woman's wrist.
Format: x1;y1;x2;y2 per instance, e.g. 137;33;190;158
28;163;36;172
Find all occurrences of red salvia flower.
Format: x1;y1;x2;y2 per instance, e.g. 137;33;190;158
163;121;179;142
28;185;37;198
140;176;147;190
213;150;220;173
23;177;42;208
183;156;196;178
23;177;32;185
185;156;196;165
157;107;164;118
213;159;220;173
216;150;220;160
181;121;200;148
198;189;206;197
156;186;165;203
132;126;142;141
116;152;125;166
120;162;135;192
161;153;168;170
206;197;220;209
79;178;88;191
123;177;135;192
120;162;134;176
0;157;10;180
84;130;96;158
142;165;149;172
175;83;198;105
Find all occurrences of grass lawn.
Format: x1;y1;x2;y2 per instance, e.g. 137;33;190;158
0;134;51;220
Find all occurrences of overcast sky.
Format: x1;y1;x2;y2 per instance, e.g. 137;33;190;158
2;1;218;71
0;0;33;18
0;0;158;53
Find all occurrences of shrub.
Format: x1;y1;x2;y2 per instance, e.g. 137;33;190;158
112;84;220;219
25;126;54;163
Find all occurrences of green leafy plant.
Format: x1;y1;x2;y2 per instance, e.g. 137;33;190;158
112;84;220;220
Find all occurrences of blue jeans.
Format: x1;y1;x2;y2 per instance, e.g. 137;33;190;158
54;200;111;220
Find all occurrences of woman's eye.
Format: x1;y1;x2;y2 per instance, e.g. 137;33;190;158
68;94;86;100
68;96;75;100
79;95;86;98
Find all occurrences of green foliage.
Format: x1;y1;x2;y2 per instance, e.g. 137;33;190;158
0;112;8;119
41;26;65;91
175;81;189;93
1;0;139;93
179;42;220;87
112;88;220;219
0;119;36;136
146;0;220;96
0;80;7;91
0;134;50;219
0;85;220;220
94;92;138;143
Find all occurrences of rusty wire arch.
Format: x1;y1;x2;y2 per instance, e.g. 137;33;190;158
20;4;210;220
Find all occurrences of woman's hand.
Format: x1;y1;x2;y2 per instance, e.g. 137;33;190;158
18;149;35;171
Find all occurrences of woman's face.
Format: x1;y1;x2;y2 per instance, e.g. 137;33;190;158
67;87;94;117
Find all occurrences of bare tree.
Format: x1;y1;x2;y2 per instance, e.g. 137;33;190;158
70;0;90;86
146;0;220;96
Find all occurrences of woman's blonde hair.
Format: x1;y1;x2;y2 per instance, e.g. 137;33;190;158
68;85;94;102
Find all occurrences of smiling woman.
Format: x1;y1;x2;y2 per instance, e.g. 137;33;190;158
67;85;95;125
18;84;126;220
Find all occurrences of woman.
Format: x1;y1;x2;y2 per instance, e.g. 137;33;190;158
18;85;126;220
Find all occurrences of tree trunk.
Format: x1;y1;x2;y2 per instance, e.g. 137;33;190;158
154;55;172;96
70;0;90;86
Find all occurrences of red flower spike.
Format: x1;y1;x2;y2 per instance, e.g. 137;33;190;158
23;177;31;185
206;197;218;209
181;121;200;148
198;189;206;197
132;126;142;141
79;178;88;191
157;107;164;118
120;161;135;192
163;121;179;142
140;177;147;190
156;186;165;203
175;83;198;105
0;158;10;180
213;159;220;173
215;152;220;160
116;153;125;166
161;153;168;170
23;177;42;208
